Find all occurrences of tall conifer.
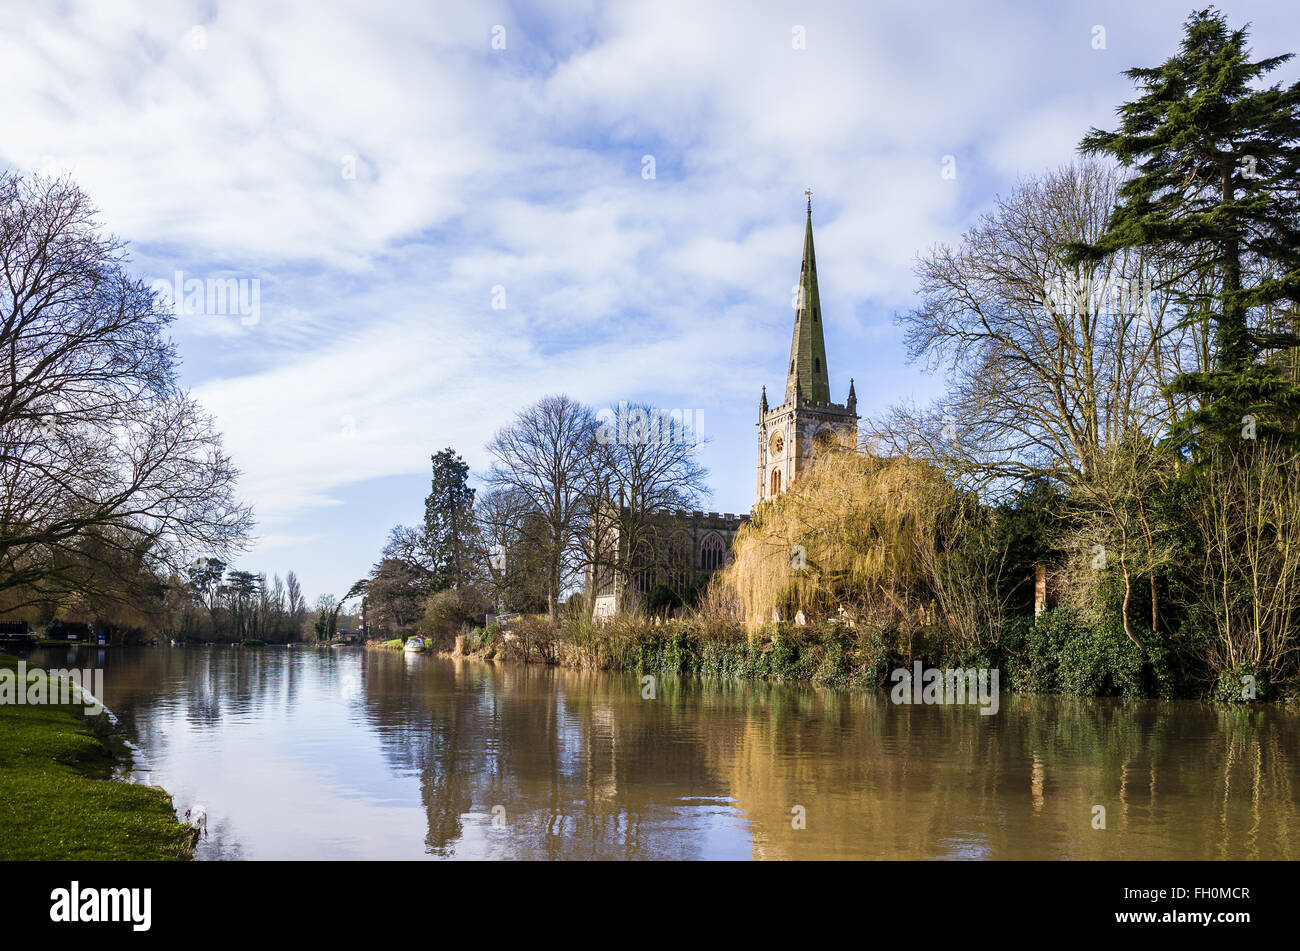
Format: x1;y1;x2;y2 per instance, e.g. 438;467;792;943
1068;8;1300;454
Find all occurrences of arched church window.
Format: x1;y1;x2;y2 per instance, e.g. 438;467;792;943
770;468;782;495
700;533;725;571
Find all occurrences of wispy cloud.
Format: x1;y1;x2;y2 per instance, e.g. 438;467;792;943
5;0;1297;597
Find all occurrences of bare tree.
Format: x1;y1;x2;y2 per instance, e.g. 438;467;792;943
285;571;305;627
1191;442;1300;684
591;401;709;605
869;161;1199;494
485;394;596;621
0;172;251;608
1069;435;1177;648
475;486;549;613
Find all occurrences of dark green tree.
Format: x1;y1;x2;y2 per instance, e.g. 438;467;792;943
1067;7;1300;455
187;557;226;616
424;448;478;591
225;570;259;638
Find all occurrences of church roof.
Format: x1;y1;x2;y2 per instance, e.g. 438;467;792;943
785;196;831;405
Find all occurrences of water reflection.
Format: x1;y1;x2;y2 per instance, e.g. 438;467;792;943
29;646;1300;860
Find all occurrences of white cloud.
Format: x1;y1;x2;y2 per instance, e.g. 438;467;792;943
7;0;1299;597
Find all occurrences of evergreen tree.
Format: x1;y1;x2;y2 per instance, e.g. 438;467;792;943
424;448;478;591
1067;7;1300;454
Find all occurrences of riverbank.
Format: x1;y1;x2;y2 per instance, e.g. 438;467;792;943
396;609;1298;705
0;654;194;860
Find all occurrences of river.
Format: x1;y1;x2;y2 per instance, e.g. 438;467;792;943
27;644;1300;860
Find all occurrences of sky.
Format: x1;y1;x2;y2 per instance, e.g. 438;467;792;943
3;0;1298;603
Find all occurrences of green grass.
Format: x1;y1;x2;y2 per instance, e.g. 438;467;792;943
0;654;194;860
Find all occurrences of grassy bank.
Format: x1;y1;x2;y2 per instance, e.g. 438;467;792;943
0;654;194;860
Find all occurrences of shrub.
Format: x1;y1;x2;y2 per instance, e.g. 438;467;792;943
1056;615;1146;697
1005;607;1193;699
504;616;560;664
418;587;490;650
1211;663;1272;703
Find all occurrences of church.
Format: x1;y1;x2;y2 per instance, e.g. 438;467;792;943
757;195;859;502
588;197;858;617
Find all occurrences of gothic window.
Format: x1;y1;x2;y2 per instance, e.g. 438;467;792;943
813;307;819;323
700;533;725;571
770;467;782;495
769;431;784;456
814;358;820;372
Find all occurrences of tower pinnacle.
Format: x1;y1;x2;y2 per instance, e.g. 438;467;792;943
785;196;830;405
758;196;859;506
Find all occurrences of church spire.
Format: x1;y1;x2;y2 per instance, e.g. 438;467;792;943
785;193;830;405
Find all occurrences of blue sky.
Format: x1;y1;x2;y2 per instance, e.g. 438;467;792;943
4;0;1298;603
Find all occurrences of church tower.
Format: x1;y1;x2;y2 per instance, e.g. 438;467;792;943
756;194;858;504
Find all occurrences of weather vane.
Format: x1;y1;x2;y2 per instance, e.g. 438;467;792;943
805;187;812;212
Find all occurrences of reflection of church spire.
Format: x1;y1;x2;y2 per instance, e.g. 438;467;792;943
785;195;830;405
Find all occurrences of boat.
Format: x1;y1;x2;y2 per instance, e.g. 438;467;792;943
403;636;427;654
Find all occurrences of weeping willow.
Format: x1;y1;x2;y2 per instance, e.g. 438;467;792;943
719;451;964;635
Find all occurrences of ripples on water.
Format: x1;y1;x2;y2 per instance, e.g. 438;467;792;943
28;645;1300;860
